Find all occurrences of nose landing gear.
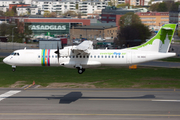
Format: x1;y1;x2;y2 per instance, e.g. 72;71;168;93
12;66;16;72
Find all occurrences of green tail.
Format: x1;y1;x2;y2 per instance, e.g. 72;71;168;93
130;24;176;53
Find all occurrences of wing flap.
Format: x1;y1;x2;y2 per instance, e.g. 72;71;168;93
72;41;93;55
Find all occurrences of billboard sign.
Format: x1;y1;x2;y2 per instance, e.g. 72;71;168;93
27;23;70;36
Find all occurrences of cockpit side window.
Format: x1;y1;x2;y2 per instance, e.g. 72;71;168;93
11;52;20;56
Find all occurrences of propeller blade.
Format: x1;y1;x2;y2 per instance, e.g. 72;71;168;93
54;42;60;63
61;41;64;49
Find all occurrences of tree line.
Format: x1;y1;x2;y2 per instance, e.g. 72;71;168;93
0;22;32;43
114;12;151;48
149;2;180;12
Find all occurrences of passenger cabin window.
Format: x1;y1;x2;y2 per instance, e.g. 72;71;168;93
38;55;40;58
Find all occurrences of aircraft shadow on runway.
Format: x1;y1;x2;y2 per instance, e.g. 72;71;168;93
9;92;155;104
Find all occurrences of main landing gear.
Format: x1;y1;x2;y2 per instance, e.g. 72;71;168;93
77;67;85;74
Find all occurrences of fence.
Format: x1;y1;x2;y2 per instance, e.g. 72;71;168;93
0;42;39;50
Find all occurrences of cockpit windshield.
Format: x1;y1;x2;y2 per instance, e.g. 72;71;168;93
11;52;20;56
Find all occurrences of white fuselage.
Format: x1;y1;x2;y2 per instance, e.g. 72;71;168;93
3;48;176;69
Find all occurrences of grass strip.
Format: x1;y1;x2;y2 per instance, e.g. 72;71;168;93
159;57;180;62
0;58;180;88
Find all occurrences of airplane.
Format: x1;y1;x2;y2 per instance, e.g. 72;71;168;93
3;24;176;74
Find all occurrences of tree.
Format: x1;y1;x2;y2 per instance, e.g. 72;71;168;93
76;4;78;9
43;10;50;17
4;10;15;16
157;2;168;12
49;12;57;17
16;22;32;43
116;3;129;8
170;2;180;12
108;0;117;6
116;13;151;47
0;23;9;36
149;3;159;11
63;10;77;17
12;6;17;15
118;12;141;28
149;2;175;12
0;11;4;16
116;24;151;47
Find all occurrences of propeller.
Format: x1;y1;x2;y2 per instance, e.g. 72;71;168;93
54;41;64;63
54;42;60;63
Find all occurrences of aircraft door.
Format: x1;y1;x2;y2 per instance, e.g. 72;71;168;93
126;51;132;64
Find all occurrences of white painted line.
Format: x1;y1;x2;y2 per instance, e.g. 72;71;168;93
152;100;180;102
0;90;21;101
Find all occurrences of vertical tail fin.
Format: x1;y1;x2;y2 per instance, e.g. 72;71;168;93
130;24;176;53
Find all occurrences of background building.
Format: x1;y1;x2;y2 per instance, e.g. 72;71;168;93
15;18;91;39
137;12;169;30
101;6;141;24
70;25;118;40
16;6;38;16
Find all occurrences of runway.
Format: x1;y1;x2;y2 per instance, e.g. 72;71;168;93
0;89;180;120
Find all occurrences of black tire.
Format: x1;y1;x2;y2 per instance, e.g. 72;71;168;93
78;69;83;74
12;68;16;72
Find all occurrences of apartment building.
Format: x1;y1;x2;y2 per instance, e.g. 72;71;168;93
16;6;38;16
78;1;108;14
136;12;169;30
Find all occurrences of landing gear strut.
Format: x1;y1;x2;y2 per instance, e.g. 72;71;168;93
77;68;85;74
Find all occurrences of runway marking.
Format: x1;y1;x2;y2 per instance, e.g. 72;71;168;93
152;100;180;102
0;113;180;117
26;89;180;93
87;99;151;101
87;99;180;102
0;90;21;101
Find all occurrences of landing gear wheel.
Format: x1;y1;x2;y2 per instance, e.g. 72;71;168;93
12;68;16;72
77;68;85;74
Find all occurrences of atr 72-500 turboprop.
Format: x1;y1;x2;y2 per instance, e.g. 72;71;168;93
3;24;176;74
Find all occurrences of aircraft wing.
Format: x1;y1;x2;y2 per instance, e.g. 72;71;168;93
72;41;93;55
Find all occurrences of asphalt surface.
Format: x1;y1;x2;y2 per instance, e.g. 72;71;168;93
139;61;180;68
0;88;180;120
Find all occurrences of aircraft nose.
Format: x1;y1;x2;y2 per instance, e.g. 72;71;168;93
3;57;8;64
